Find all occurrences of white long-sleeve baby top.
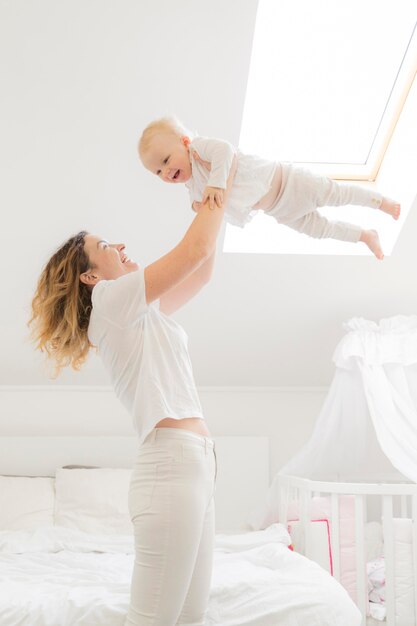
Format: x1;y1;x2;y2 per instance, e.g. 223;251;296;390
186;136;277;227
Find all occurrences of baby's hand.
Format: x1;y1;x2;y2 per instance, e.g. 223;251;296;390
202;186;224;210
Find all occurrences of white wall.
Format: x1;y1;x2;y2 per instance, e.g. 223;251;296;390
0;386;326;481
0;0;261;386
1;0;416;390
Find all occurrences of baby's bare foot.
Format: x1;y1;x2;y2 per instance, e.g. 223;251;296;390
360;229;384;260
380;197;401;220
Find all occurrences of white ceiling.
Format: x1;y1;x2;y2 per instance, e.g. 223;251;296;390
1;0;416;388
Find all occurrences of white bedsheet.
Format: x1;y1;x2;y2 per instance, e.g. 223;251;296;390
0;525;361;626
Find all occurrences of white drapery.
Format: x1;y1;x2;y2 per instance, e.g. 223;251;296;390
250;316;417;529
281;315;417;483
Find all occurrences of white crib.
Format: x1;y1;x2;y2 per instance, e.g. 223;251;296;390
276;475;417;626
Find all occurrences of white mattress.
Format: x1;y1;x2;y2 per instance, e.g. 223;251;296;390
0;524;361;626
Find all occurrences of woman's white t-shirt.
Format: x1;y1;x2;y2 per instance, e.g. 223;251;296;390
88;268;204;446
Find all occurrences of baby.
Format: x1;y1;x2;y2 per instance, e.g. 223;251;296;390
138;116;401;259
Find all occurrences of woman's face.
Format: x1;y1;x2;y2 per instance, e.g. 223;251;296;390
82;234;139;283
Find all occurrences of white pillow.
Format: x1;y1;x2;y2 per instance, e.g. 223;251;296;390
0;476;55;530
54;468;132;534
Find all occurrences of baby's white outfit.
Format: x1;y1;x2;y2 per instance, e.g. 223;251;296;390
186;136;382;243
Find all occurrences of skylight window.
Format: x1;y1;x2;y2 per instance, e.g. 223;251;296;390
224;0;417;255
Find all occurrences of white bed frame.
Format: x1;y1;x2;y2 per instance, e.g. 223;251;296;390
0;435;269;533
276;475;417;626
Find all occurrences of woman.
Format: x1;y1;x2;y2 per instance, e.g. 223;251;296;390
29;157;235;626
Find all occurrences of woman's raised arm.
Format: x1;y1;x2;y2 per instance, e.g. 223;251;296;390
152;155;237;315
144;199;223;304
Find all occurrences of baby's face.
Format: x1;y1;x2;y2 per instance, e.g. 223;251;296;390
142;132;192;184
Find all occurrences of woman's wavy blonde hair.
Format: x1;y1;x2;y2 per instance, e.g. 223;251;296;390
29;230;94;376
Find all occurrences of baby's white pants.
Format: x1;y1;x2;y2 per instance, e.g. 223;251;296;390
125;427;216;626
267;164;382;242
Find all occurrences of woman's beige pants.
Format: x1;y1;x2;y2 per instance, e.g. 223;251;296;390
125;427;217;626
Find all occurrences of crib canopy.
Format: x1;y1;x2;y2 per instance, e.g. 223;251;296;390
280;316;417;484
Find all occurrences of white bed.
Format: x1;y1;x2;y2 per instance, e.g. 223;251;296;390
0;435;361;626
0;524;361;626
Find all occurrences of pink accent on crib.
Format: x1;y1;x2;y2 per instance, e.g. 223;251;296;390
286;495;357;602
287;517;333;575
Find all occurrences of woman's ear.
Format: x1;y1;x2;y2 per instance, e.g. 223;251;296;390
80;270;99;287
181;135;191;148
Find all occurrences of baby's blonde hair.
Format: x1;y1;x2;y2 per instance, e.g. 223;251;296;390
138;116;191;159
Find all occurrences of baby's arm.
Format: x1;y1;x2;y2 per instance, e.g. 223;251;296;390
191;137;237;210
192;150;237;213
